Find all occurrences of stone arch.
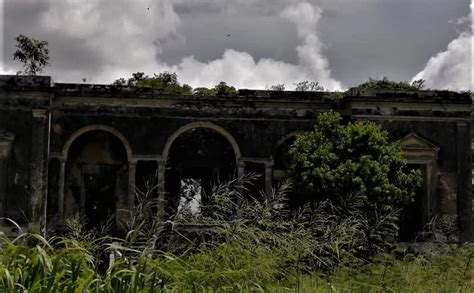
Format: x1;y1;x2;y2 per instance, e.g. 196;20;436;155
272;130;307;160
59;125;133;231
62;125;133;160
162;122;241;217
271;131;307;180
162;121;241;162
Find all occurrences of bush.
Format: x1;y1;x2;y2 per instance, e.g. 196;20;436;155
112;72;193;95
289;111;421;254
193;81;238;96
357;77;425;91
0;172;471;291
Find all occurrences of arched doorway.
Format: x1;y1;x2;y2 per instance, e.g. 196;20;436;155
64;130;129;231
164;126;238;217
272;132;304;184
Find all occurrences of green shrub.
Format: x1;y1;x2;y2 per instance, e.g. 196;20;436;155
289;111;421;254
193;81;238;96
112;72;193;95
357;77;425;91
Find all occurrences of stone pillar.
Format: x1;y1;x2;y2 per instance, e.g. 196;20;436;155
237;161;245;179
0;159;6;218
456;122;472;242
157;159;166;221
128;161;137;209
0;134;13;218
29;109;48;234
264;162;273;195
57;158;66;223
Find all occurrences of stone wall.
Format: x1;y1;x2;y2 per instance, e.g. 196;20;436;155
0;75;471;241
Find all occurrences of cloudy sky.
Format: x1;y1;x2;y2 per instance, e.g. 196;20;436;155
0;0;472;90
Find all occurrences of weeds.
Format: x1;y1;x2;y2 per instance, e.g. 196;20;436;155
0;174;472;292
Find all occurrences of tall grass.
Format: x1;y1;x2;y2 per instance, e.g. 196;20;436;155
0;174;472;292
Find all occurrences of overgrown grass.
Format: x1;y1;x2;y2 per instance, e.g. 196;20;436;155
0;175;472;292
0;232;472;292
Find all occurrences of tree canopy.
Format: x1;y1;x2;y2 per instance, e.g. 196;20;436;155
357;77;425;91
289;111;421;248
13;34;50;75
113;72;241;96
294;81;325;91
113;72;193;95
193;82;237;96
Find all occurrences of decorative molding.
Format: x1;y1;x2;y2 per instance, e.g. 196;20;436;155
352;115;470;122
399;132;439;163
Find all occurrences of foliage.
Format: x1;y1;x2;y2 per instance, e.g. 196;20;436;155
327;91;344;104
269;84;285;91
289;111;421;253
358;77;426;91
170;174;368;272
294;81;325;91
13;34;50;75
112;72;193;95
0;226;472;291
0;173;471;291
193;81;238;96
267;243;474;292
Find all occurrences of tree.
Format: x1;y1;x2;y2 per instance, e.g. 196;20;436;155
358;77;425;91
289;111;421;251
269;84;285;91
294;81;325;91
411;79;426;90
113;71;193;95
13;34;50;75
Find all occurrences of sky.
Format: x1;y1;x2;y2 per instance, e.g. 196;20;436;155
0;0;472;91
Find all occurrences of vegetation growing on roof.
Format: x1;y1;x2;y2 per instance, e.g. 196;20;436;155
358;77;426;91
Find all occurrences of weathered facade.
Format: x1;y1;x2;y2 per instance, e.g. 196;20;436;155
0;75;472;242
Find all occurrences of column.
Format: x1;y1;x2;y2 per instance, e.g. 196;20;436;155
237;161;245;179
128;161;137;209
157;159;166;221
0;135;13;218
0;158;5;218
264;162;273;195
29;109;48;234
456;122;472;242
57;158;66;223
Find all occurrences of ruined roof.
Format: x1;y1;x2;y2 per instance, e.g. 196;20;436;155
0;75;471;104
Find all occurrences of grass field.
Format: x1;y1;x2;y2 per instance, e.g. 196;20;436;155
0;231;472;292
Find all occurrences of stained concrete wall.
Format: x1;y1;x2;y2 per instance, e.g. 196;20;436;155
0;75;471;241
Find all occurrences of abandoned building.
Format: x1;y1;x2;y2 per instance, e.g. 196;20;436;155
0;75;472;242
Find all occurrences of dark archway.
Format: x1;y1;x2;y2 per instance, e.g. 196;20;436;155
164;127;237;217
272;134;299;185
64;130;128;231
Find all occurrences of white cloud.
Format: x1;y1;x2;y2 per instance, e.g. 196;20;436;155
411;1;473;91
8;0;342;89
163;1;343;90
39;0;181;83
